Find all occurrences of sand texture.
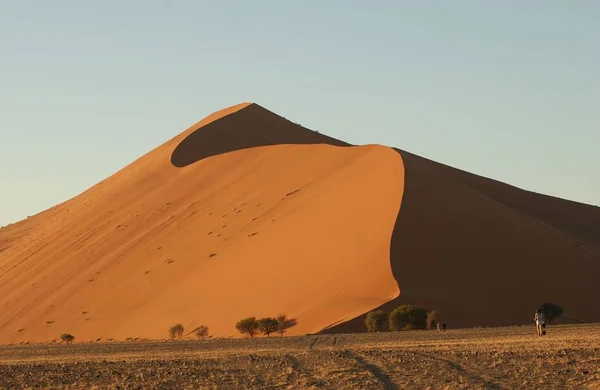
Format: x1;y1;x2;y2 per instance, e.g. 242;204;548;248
1;102;599;344
0;104;403;343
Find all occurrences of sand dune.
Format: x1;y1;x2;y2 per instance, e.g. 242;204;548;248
327;149;600;333
1;102;599;343
0;104;402;343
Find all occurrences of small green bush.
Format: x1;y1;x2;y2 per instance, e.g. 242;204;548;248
60;333;75;344
276;314;290;336
365;310;389;332
258;317;279;337
235;317;258;337
410;307;428;329
389;305;412;331
195;325;209;340
389;305;429;331
426;310;438;330
169;324;184;340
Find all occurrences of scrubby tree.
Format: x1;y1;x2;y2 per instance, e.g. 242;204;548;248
426;310;438;330
195;325;209;340
236;317;259;337
258;317;279;337
276;314;289;337
60;333;75;344
389;305;412;331
389;305;429;331
405;307;428;330
169;324;184;340
365;310;389;332
540;303;563;324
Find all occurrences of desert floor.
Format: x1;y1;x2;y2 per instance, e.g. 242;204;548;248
1;324;598;389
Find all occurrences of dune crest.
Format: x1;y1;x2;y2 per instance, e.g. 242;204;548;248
2;101;600;343
0;104;403;343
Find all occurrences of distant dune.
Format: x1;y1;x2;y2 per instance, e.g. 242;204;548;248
1;103;599;343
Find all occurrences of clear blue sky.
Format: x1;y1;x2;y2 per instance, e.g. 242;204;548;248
1;1;599;226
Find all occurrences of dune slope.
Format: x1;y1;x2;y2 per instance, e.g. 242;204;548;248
391;150;599;323
403;150;600;248
1;101;599;342
326;149;600;333
0;104;403;343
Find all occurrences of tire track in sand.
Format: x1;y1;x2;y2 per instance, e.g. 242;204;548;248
414;350;517;390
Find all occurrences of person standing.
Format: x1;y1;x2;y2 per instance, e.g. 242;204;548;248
534;308;545;336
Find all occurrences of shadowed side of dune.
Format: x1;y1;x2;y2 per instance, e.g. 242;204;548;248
171;103;349;167
323;148;600;333
404;150;600;249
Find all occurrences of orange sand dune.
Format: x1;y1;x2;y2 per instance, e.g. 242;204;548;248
0;104;402;343
328;150;600;332
1;102;600;343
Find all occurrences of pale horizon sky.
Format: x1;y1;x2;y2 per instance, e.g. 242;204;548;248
1;1;599;226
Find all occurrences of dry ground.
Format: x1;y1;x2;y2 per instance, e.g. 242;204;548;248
0;324;599;389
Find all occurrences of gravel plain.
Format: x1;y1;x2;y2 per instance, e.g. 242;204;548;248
1;324;599;389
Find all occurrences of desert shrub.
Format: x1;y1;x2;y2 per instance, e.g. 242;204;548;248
389;305;429;331
427;310;438;330
169;323;184;340
389;305;412;331
403;323;420;331
277;314;288;336
365;310;389;332
257;317;279;337
60;333;75;344
409;307;428;329
235;317;258;337
195;325;209;340
540;303;563;324
277;314;296;336
275;314;298;336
